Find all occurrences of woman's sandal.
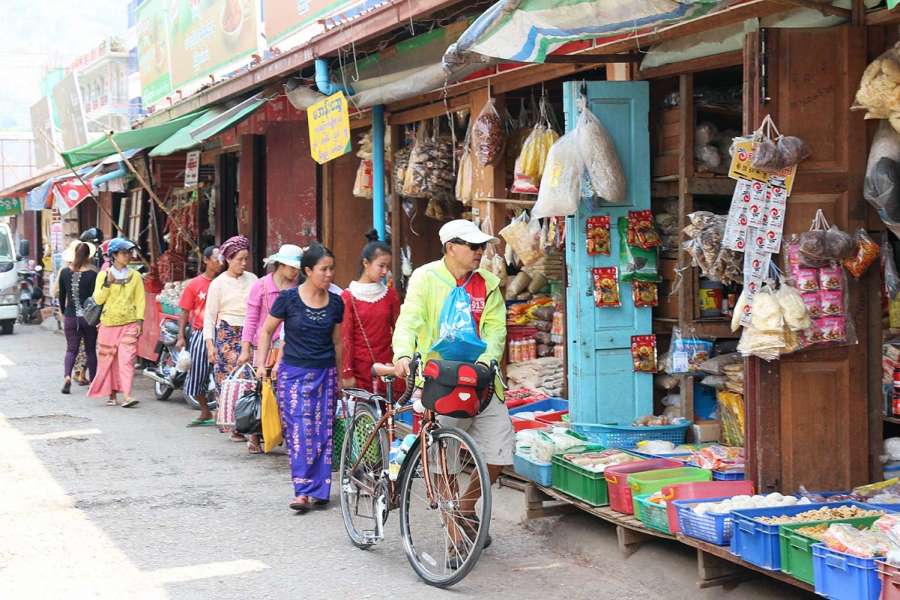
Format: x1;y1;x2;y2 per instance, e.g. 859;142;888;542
230;432;246;442
289;497;311;513
105;398;119;406
247;440;262;454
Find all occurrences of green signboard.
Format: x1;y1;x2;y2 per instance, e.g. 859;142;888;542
0;197;23;217
265;0;359;45
136;0;173;106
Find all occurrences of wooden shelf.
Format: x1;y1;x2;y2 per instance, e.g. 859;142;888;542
867;7;900;26
652;175;736;198
692;319;739;339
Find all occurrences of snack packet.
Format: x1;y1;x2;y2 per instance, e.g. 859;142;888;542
632;280;658;308
631;335;658;373
586;215;611;255
592;267;621;308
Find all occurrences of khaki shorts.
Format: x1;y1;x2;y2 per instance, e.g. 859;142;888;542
432;393;516;467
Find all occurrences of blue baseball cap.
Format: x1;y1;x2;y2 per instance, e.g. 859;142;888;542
107;238;136;254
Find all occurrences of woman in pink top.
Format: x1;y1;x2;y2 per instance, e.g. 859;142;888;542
238;245;301;453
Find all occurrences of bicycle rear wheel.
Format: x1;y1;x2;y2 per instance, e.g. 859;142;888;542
339;403;388;549
398;426;491;588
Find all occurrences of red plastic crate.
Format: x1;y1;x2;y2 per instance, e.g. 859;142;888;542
879;560;900;600
511;417;545;432
661;479;755;534
605;458;681;515
536;410;569;424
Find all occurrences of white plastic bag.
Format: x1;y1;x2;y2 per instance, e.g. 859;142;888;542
532;132;581;218
574;102;626;203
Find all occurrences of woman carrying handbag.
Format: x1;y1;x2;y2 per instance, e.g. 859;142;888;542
339;232;402;395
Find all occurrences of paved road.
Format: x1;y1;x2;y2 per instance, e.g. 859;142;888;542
0;325;812;599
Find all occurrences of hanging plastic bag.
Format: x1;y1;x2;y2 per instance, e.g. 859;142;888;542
749;117;811;171
261;377;283;453
500;212;542;266
456;126;475;205
353;159;374;199
853;42;900;122
234;382;262;435
844;229;881;278
531;132;582;218
402;126;429;198
473;98;505;166
573;98;626;203
864;121;900;221
776;280;811;332
431;274;487;362
217;364;257;429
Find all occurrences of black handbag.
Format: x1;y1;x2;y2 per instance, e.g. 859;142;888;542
235;382;262;435
421;360;493;418
82;298;102;327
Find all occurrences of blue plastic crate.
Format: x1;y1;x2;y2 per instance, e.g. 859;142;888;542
812;543;881;600
571;422;689;448
674;497;735;545
513;452;552;487
731;502;880;571
713;470;745;481
509;398;569;417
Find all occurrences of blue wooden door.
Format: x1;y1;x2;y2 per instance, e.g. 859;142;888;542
564;81;653;426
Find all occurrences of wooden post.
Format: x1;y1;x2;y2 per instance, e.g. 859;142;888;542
678;73;696;422
389;123;403;291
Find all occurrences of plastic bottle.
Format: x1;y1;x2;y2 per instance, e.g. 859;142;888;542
529;338;537;361
388;439;403;481
399;433;417;455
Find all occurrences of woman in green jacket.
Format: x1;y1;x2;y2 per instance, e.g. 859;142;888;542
88;238;145;408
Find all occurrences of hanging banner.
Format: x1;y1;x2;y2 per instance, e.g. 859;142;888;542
184;150;200;188
51;72;88;151
0;196;23;217
136;0;173;107
307;92;351;164
52;179;93;216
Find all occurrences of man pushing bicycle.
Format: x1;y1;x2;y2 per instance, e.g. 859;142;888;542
392;219;515;547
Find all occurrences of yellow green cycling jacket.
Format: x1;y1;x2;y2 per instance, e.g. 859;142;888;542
392;259;507;397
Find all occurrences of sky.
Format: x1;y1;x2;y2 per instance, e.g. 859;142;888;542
0;1;128;132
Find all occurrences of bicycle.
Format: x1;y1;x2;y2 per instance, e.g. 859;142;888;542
338;355;500;588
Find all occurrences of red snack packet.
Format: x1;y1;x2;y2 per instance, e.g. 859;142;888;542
631;335;658;373
586;215;611;256
819;264;843;290
632;280;658;307
818;290;844;316
592;267;621;308
802;292;823;319
628;210;661;249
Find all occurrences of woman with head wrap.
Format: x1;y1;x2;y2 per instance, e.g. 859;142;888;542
203;235;258;438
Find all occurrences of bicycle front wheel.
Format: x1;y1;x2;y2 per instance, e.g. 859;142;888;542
398;426;491;588
339;402;388;549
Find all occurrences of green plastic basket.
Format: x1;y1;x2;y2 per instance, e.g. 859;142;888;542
634;493;672;534
550;445;610;506
627;467;712;497
779;516;881;585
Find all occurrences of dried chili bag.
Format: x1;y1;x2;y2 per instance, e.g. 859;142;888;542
473;99;505;166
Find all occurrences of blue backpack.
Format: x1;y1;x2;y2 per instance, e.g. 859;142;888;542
430;273;487;363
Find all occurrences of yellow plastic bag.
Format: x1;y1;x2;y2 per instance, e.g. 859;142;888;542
261;377;282;453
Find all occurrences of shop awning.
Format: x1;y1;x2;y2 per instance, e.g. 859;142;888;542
148;108;225;157
60;111;204;169
190;94;267;143
446;0;721;64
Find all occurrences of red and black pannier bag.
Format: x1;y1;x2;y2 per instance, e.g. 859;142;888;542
421;360;493;418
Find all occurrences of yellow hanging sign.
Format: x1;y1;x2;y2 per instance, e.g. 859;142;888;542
728;139;797;195
307;92;351;164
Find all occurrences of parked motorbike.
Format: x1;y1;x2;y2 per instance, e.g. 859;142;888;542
142;316;217;410
17;267;43;324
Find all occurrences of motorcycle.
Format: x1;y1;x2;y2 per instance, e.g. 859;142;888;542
17;266;43;324
142;316;217;410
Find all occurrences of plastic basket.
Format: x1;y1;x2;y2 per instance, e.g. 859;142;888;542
877;560;900;600
550;446;613;506
812;544;881;600
511;417;545;432
605;458;681;515
662;480;755;534
509;398;568;417
536;410;569;424
513;452;552;487
731;502;880;571
674;497;737;545
633;494;672;534
572;422;690;448
713;470;745;481
628;467;712;497
779;516;881;586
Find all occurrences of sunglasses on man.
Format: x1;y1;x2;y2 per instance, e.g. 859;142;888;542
449;238;487;251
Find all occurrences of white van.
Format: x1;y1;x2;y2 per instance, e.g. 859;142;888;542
0;222;19;334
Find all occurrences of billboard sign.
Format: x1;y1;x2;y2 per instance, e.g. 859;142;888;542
30;97;59;169
136;0;173;106
167;0;259;92
51;72;88;151
265;0;373;45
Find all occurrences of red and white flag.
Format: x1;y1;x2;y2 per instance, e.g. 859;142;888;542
52;178;92;215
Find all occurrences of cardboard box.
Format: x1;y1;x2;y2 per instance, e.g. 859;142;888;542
690;420;721;443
